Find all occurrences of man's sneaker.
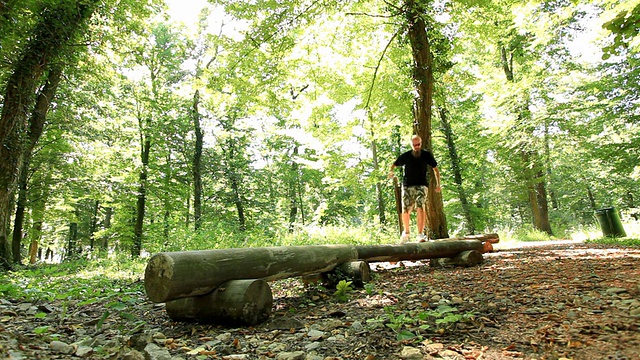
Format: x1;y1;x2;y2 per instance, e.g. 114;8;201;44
400;231;410;243
417;234;428;242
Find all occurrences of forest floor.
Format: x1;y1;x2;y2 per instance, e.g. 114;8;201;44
1;240;639;360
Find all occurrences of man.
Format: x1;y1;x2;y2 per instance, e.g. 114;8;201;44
388;135;441;242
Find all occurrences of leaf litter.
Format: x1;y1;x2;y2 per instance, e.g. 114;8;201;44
0;241;639;359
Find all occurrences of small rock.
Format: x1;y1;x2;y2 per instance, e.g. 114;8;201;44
144;343;171;360
305;341;322;351
630;308;640;317
121;349;145;360
307;329;325;340
277;351;306;360
606;287;628;295
451;297;464;305
400;346;423;360
49;340;75;355
350;320;364;333
216;332;232;342
75;345;93;357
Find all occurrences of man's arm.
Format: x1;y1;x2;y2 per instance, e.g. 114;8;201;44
388;164;397;179
433;166;441;192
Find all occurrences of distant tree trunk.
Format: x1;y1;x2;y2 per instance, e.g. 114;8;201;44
89;200;100;251
288;146;299;233
405;0;448;239
28;220;42;264
586;184;597;209
230;174;246;231
192;90;203;231
67;222;78;260
133;138;150;257
0;1;96;269
439;107;475;234
100;207;113;253
371;137;386;225
499;44;553;236
11;170;27;265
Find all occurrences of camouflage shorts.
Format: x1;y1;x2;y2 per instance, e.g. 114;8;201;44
401;185;428;213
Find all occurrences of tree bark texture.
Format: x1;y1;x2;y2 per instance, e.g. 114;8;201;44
355;239;483;263
192;90;203;231
405;0;448;239
133;138;150;257
165;279;273;325
144;244;359;303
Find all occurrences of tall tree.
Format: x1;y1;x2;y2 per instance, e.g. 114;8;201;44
403;0;448;238
0;0;99;268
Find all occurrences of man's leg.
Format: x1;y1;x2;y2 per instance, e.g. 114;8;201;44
416;207;426;235
415;186;428;240
402;211;411;235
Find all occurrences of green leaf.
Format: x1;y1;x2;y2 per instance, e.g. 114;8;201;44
96;311;110;330
34;312;47;319
34;326;50;335
396;330;417;341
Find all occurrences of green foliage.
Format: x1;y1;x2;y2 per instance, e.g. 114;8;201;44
602;3;640;59
333;280;353;302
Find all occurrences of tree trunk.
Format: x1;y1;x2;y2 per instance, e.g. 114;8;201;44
288;146;299;233
371;137;386;225
439;107;475;234
405;0;448;239
165;279;272;325
100;207;112;253
0;0;96;269
89;200;100;251
133;138;150;257
11;169;27;265
192;90;203;231
11;65;62;265
144;244;359;303
586;184;597;209
66;222;78;260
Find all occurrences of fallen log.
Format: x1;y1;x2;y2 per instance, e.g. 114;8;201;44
144;244;358;303
165;279;272;325
355;240;483;263
430;250;484;268
453;233;499;243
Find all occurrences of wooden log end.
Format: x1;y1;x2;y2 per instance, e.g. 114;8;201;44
165;279;273;326
144;253;176;303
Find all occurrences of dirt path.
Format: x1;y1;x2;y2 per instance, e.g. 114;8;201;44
1;241;639;359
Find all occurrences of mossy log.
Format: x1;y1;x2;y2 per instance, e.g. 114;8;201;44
145;244;358;303
354;239;483;263
165;279;272;325
430;250;484;268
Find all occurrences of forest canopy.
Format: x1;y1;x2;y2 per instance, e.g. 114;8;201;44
0;0;638;267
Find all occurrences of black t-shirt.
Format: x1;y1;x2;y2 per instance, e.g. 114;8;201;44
394;150;438;187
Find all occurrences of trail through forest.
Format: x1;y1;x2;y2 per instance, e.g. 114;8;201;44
1;241;639;359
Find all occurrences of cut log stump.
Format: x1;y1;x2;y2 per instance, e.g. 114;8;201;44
302;261;371;288
165;279;273;325
430;250;484;268
145;244;358;303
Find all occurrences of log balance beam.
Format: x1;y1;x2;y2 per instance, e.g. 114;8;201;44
144;234;498;324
